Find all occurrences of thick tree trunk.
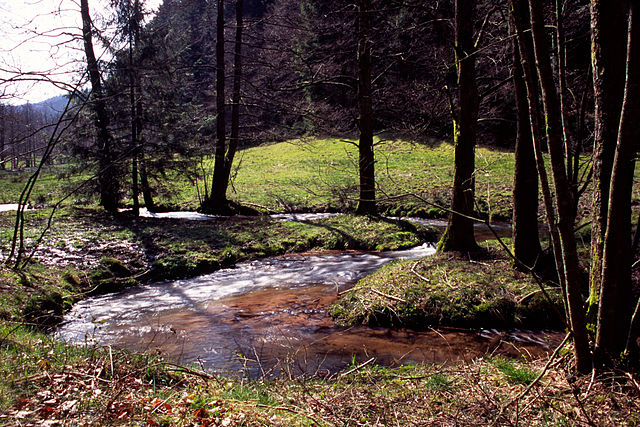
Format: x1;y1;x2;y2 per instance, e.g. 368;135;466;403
209;0;228;211
527;0;591;373
589;0;629;316
596;1;639;368
355;0;376;215
437;0;478;252
511;21;541;269
81;0;118;213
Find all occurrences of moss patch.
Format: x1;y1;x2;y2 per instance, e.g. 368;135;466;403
331;245;564;330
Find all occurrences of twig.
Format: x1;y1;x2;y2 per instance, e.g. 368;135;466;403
500;332;571;412
585;366;596;395
340;357;375;377
369;288;407;303
410;261;430;283
517;288;557;304
626;372;640;396
256;403;322;425
107;345;114;379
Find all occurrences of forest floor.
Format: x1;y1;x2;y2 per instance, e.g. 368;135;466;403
0;138;639;424
0;208;637;425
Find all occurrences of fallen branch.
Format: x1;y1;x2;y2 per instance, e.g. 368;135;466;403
340;357;375;377
159;363;215;380
369;288;407;303
410;261;431;283
517;288;557;304
499;332;571;414
626;372;640;396
256;403;321;425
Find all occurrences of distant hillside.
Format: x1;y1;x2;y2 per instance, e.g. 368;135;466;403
29;95;68;119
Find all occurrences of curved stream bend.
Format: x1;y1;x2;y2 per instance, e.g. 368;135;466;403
58;243;561;376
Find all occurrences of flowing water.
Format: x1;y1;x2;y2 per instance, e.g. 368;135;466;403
58;243;562;376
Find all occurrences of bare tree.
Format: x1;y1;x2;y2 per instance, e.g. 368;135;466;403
355;0;375;215
437;0;479;252
588;0;629;318
595;0;639;367
81;0;119;213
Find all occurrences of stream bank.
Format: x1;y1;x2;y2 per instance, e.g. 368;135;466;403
0;208;435;327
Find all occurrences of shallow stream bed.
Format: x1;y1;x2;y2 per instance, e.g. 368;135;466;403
58;243;562;377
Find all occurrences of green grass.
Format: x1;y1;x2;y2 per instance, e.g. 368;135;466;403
0;138;519;219
491;357;539;385
226;138;516;218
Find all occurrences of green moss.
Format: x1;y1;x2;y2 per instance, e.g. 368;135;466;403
332;247;564;330
100;257;132;277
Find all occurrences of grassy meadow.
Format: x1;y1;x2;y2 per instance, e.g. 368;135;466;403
1;138;517;219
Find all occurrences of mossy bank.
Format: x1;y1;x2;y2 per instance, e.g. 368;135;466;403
331;242;565;330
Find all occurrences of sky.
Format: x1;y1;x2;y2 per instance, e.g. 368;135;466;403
0;0;161;104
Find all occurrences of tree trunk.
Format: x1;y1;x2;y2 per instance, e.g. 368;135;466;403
208;0;228;212
129;0;140;216
219;0;244;198
437;0;478;252
596;1;639;368
511;19;541;269
355;0;376;215
0;104;5;170
527;0;591;373
510;0;570;319
81;0;118;213
589;0;629;316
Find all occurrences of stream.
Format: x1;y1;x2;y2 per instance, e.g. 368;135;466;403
58;240;562;377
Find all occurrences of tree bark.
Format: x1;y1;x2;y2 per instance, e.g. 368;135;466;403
129;0;140;216
81;0;118;213
208;0;228;211
0;104;5;170
589;0;629;316
355;0;376;215
218;0;244;200
511;18;541;270
527;0;591;373
437;0;478;252
596;1;639;368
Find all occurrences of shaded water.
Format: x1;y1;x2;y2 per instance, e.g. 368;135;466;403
58;244;561;376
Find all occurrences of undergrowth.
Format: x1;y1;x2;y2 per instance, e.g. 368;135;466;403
0;328;638;425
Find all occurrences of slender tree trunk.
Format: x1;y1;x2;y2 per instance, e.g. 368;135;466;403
129;0;140;216
355;0;376;215
219;0;244;197
589;0;629;316
80;0;118;213
596;1;639;368
133;0;154;212
511;19;541;269
511;0;570;318
437;0;478;251
0;104;5;170
139;150;154;210
527;0;591;373
208;0;228;211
